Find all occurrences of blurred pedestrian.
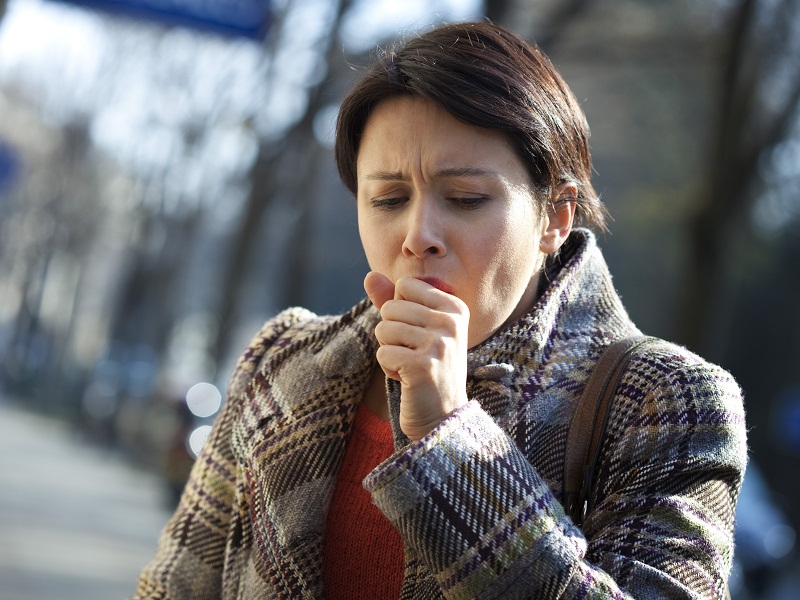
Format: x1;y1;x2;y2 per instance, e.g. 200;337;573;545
133;21;747;599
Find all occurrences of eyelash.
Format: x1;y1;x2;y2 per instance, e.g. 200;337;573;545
371;197;406;210
450;196;488;210
370;196;488;211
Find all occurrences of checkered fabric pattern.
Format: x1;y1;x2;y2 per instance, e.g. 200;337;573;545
133;229;747;599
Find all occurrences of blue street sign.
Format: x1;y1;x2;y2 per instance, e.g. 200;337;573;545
53;0;271;40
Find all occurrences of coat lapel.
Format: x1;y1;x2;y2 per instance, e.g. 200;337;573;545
241;301;380;596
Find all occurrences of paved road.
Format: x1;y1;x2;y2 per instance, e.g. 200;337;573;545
0;398;172;600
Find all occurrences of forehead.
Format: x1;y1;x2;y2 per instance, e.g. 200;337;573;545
356;97;526;177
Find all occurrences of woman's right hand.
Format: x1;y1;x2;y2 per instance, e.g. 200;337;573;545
365;271;470;442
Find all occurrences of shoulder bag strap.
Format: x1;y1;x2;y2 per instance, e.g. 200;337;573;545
563;335;658;526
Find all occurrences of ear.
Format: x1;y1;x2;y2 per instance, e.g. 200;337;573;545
539;182;577;254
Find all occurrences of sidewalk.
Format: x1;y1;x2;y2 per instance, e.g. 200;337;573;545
0;398;172;600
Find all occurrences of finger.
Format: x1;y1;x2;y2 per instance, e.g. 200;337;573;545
373;347;401;381
395;277;467;313
375;345;419;382
377;363;401;382
378;298;432;329
378;363;402;383
374;319;425;349
364;271;395;310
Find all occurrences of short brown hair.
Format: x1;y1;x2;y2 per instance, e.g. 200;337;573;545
335;21;607;231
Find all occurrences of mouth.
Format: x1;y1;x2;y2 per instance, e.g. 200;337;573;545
417;277;454;295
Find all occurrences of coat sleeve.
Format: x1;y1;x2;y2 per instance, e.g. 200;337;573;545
131;308;313;600
363;349;747;599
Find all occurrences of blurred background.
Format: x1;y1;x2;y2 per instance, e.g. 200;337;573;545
0;0;798;597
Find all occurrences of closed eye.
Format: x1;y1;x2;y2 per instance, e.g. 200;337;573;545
449;196;488;210
370;197;407;210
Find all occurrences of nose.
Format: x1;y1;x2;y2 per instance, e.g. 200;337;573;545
402;197;446;259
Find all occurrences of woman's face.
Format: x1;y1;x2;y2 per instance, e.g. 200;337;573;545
356;97;551;348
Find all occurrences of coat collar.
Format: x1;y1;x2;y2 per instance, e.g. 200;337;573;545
465;228;632;378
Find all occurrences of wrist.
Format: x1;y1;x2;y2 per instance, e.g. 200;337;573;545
400;396;468;442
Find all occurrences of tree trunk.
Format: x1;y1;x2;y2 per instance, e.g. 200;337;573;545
210;0;353;372
674;0;800;359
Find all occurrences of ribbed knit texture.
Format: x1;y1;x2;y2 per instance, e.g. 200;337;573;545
323;403;404;599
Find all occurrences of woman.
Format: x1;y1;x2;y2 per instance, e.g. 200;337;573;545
134;21;747;599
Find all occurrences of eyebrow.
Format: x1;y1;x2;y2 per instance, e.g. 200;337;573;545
363;166;498;181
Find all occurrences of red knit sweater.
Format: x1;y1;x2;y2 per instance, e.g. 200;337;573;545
322;403;404;599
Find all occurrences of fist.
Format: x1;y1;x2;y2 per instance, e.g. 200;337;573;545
365;272;470;442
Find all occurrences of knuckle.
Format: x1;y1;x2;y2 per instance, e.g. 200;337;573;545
379;299;396;317
428;335;448;357
432;311;459;334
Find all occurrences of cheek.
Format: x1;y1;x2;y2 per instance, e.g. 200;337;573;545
482;218;540;276
360;234;382;270
472;224;541;308
359;218;396;271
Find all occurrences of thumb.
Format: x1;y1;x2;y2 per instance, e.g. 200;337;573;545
364;271;395;310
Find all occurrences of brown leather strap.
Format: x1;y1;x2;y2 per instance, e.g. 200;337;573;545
563;336;657;526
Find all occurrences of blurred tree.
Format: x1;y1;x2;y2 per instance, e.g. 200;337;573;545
707;0;800;537
210;0;354;374
1;0;483;410
675;0;800;359
485;0;592;50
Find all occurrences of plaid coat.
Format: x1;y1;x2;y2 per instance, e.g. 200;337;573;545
133;230;747;599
